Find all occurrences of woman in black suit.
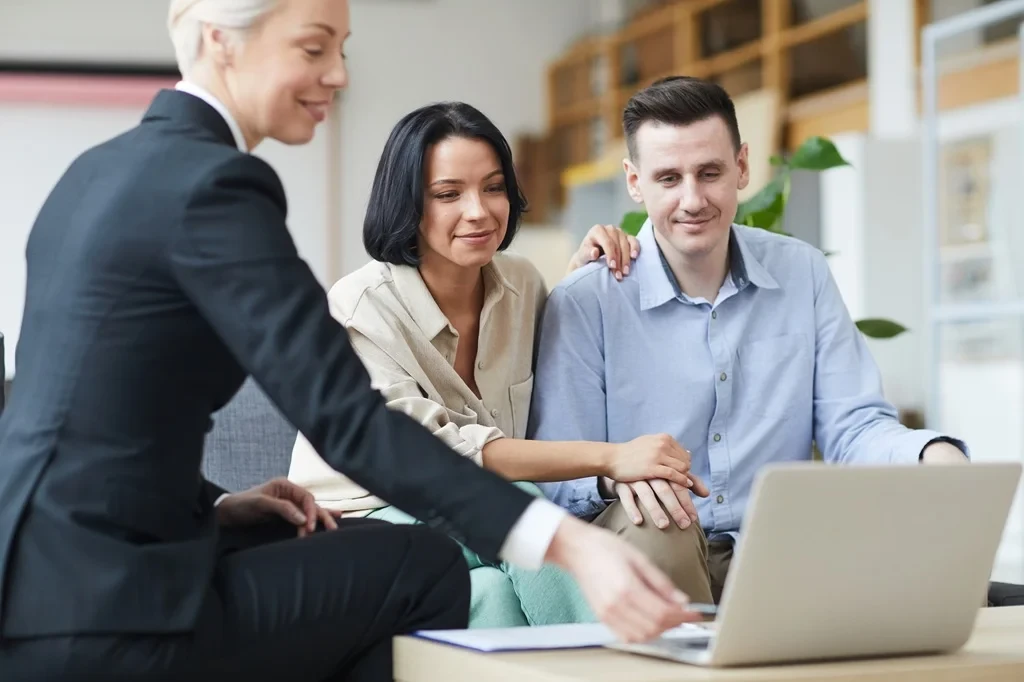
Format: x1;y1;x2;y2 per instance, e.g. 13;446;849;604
0;1;700;680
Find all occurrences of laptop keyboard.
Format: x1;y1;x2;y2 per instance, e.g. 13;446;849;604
657;635;714;652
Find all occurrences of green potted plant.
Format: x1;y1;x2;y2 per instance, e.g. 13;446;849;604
620;136;906;340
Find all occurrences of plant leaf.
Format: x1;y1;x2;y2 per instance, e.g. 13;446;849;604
736;172;787;231
621;211;648;237
856;318;908;339
789;136;851;171
769;154;786;166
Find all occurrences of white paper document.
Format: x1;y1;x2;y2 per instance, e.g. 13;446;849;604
414;622;712;652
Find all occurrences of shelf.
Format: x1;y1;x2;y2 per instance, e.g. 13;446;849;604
780;2;867;49
536;0;874;206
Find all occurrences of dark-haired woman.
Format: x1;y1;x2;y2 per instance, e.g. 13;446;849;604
289;101;708;628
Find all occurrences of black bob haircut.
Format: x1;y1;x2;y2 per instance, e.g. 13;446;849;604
363;101;528;266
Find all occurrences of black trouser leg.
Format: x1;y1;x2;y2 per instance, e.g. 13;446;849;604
0;518;470;682
211;518;470;681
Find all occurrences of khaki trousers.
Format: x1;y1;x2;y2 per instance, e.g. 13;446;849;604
592;501;733;605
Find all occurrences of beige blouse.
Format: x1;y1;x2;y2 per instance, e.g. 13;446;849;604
287;253;549;513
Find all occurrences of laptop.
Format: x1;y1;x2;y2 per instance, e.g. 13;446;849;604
606;461;1022;667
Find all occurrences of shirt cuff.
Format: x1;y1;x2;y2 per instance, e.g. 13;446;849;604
214;493;230;507
430;423;505;465
535;477;610;520
597;476;619;503
457;424;506;464
497;498;567;571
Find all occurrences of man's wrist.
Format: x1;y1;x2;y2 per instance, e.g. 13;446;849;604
543;514;585;569
595;443;616;478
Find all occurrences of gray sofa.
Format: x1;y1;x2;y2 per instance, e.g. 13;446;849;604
1;332;6;414
202;377;297;492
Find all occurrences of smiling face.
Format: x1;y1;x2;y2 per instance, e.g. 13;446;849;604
624;115;749;261
212;0;350;147
417;136;510;273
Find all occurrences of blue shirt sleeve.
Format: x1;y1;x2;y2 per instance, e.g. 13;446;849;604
809;250;968;463
527;282;611;519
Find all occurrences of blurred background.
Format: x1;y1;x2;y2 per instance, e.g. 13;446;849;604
1;0;1022;581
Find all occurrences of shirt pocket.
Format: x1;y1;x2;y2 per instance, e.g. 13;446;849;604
508;374;535;440
736;333;811;420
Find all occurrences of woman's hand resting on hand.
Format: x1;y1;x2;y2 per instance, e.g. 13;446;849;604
599;434;710;531
603;434;706;490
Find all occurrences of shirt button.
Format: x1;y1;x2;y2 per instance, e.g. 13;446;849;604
491;408;499;418
716;495;725;504
720;372;727;381
713;433;722;442
477;361;484;370
711;310;718;319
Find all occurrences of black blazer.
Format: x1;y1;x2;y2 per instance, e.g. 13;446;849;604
0;90;532;639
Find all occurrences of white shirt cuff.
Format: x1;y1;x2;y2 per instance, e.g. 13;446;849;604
497;497;566;571
214;493;230;507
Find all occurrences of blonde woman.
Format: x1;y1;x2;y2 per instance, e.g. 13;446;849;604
0;1;701;680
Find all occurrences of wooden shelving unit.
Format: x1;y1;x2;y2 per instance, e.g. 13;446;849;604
517;0;1021;223
526;0;871;218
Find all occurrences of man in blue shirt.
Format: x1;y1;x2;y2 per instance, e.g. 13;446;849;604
527;76;968;605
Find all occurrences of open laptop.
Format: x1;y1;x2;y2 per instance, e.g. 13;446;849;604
606;461;1022;667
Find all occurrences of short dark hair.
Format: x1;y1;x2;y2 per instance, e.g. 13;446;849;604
622;76;741;163
363;101;527;266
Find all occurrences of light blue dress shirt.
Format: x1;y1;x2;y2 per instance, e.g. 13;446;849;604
527;221;965;541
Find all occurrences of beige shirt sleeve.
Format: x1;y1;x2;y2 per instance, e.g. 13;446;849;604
347;328;505;464
287;329;505;509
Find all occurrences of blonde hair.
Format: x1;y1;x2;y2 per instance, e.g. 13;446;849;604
168;0;278;77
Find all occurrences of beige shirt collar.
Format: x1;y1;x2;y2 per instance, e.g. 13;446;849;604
390;260;522;341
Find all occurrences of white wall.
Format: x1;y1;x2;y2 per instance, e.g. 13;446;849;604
819;132;930;409
0;99;334;377
819;132;867;322
0;0;175;65
867;0;916;137
861;137;928;411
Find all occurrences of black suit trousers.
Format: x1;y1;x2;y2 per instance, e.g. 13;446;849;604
0;517;470;682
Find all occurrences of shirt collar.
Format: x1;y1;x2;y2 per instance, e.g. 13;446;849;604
388;259;520;340
635;219;778;311
730;225;779;291
175;81;248;153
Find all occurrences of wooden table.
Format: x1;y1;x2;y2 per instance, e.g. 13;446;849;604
394;606;1024;681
